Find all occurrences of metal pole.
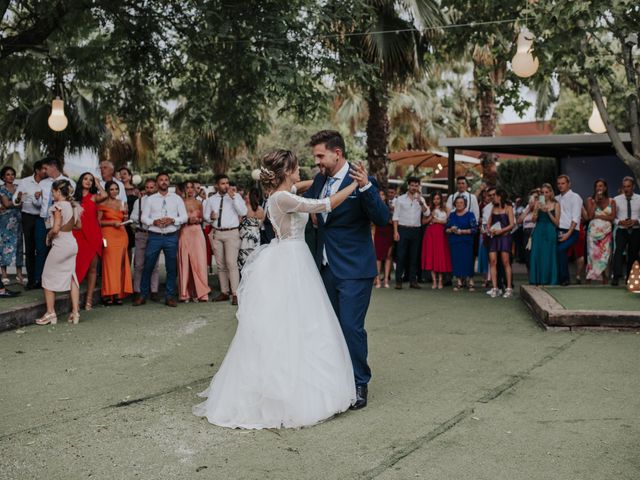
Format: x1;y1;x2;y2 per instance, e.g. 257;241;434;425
447;147;455;193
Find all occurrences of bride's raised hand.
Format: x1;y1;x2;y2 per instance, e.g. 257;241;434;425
349;162;369;189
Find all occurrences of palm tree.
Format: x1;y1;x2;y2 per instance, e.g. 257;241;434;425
324;0;443;188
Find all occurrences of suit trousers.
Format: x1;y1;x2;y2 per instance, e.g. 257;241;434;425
321;265;372;387
141;232;177;299
557;229;579;283
613;228;640;280
34;216;48;284
21;213;40;284
395;226;421;283
209;228;241;294
133;230;159;293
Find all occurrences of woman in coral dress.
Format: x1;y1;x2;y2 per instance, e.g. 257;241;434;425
73;172;107;310
98;181;133;305
178;181;211;302
421;192;451;289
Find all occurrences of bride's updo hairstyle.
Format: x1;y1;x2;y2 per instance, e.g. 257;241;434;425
260;149;298;189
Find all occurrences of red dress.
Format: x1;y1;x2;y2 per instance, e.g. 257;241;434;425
73;194;103;283
374;224;394;261
421;210;452;273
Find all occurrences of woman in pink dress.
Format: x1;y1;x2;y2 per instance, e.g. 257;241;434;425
373;190;394;288
178;181;211;302
73;172;107;310
36;180;81;325
421;192;451;289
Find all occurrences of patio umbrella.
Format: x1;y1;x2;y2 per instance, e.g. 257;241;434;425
388;150;449;170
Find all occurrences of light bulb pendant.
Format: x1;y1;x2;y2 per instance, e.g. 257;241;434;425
48;96;68;132
588;100;607;134
511;27;539;78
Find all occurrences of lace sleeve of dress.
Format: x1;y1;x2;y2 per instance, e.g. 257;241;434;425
273;191;331;214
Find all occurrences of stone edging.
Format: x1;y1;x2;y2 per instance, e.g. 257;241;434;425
520;285;640;331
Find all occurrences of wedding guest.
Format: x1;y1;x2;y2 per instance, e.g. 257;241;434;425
98;160;127;203
72;172;107;310
13;160;45;289
518;188;541;273
130;179;160;300
118;166;140;259
611;176;640;285
584;179;614;284
480;187;496;288
446;176;480;222
373;190;394;288
35;180;81;325
446;196;477;291
203;174;247;305
487;189;515;298
134;172;188;307
259;187;276;245
421;191;451;289
238;187;264;271
393;177;429;289
98;181;133;305
0;166;25;286
529;183;560;285
555;175;583;286
567;206;589;284
177;181;211;302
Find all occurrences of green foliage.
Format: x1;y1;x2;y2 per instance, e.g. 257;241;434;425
497;158;557;199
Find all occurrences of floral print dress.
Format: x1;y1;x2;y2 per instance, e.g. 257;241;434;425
0;185;23;268
586;203;613;280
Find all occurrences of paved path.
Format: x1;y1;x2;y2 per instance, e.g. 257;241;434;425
1;287;639;479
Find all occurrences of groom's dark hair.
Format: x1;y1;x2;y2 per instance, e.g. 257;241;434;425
309;130;346;156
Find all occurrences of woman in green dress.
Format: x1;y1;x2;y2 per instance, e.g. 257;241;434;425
529;183;561;285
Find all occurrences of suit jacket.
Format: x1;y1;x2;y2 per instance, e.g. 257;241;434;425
304;167;390;279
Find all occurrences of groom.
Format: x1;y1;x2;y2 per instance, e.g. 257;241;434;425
305;130;391;409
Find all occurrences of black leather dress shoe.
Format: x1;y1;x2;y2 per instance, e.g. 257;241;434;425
350;385;368;410
610;277;619;286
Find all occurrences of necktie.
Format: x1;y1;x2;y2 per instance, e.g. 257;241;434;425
323;177;337;199
627;197;632;220
217;195;224;228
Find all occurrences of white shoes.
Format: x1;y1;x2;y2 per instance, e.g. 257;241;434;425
487;287;513;298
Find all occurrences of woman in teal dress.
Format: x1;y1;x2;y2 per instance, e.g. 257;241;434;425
529;183;560;285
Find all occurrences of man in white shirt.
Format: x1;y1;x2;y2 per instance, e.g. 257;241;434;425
555;174;583;286
133;172;188;307
446;176;480;222
611;176;640;285
203;174;247;305
98;160;127;204
13;160;45;288
130;178;160;300
392;177;429;289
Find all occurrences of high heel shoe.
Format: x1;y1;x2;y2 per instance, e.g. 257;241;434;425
68;311;80;324
84;301;92;311
36;312;57;325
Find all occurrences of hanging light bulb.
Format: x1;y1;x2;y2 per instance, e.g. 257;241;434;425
588;99;607;134
48;97;68;132
511;27;539;78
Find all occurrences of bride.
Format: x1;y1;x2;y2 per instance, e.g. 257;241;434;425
193;149;368;429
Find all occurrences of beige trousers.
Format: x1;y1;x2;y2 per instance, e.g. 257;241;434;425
133;231;159;293
209;228;241;294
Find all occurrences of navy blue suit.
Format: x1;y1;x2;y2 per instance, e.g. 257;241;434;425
305;168;390;386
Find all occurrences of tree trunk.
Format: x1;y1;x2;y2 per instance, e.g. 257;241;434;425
365;86;390;189
475;63;498;187
46;136;66;170
588;74;640;183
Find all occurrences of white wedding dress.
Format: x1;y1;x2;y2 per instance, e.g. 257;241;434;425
193;190;356;429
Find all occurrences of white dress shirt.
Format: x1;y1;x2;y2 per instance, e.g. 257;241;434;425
446;190;480;222
13;175;42;215
555;190;583;230
131;195;151;230
141;192;188;234
613;193;640;228
392;193;428;227
100;177;127;204
481;202;493;229
203;192;248;229
38;174;76;219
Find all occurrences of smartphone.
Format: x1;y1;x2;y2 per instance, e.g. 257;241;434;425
538;196;546;207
